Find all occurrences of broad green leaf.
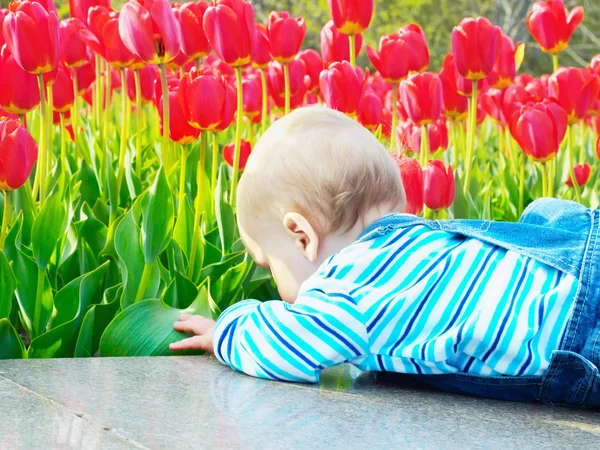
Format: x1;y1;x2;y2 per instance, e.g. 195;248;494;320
92;198;110;226
162;271;198;309
59;240;96;287
115;211;161;309
74;284;122;357
217;256;251;311
78;160;101;208
31;183;69;269
214;164;236;253
173;198;205;280
449;175;469;219
12;182;37;245
0;318;25;359
99;279;214;357
141;166;174;263
3;212;23;263
0;251;16;319
200;251;245;284
13;250;53;339
28;261;109;358
77;203;108;257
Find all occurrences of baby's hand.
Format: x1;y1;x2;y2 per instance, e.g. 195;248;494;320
169;314;216;353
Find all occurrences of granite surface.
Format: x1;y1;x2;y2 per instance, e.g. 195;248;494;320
1;356;600;449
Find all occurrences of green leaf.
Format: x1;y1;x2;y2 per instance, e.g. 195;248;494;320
13;250;53;339
59;240;96;287
12;182;37;245
0;318;25;359
31;184;69;269
28;261;109;358
77;203;108;257
78;160;101;208
0;251;16;319
141;167;175;263
3;212;23;263
214;164;236;253
99;279;214;357
200;251;245;284
115;211;161;309
74;284;122;357
449;175;469;219
162;271;198;309
216;256;251;311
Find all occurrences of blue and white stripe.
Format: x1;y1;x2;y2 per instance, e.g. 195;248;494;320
212;224;578;382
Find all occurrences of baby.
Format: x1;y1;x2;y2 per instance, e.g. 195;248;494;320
170;106;600;406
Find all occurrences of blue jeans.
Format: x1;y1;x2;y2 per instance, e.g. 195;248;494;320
365;199;600;406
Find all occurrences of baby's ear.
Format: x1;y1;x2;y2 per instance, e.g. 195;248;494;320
282;212;320;263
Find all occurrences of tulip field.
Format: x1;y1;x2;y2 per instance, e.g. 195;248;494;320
0;0;599;359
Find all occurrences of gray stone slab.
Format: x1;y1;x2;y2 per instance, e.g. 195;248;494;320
0;376;142;449
1;356;600;449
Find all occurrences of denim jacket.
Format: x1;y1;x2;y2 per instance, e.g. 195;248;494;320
365;198;600;406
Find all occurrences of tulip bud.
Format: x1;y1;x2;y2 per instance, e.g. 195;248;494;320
3;1;60;74
68;0;111;24
527;0;583;54
319;61;366;117
400;72;443;126
266;60;308;111
59;18;88;68
159;88;200;145
487;33;525;90
548;67;600;124
328;0;373;35
267;11;306;63
242;74;262;121
178;1;210;61
251;23;271;69
103;15;137;68
52;65;75;113
297;49;323;93
439;54;468;120
0;48;40;114
0;119;39;191
423;160;455;211
397;24;430;73
566;163;591;187
393;155;423;216
451;17;502;80
0;9;8;49
75;57;96;94
320;21;362;64
358;91;382;132
224;139;252;171
366;33;410;83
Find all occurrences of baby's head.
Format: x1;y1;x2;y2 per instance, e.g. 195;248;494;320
237;106;405;302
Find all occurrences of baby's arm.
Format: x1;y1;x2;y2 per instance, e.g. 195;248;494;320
212;288;370;383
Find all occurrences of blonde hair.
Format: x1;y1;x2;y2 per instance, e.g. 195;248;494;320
237;106;405;234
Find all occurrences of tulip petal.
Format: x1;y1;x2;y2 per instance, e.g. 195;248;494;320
150;0;181;63
566;6;584;40
119;1;159;64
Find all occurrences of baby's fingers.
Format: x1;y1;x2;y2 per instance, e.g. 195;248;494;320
169;335;209;351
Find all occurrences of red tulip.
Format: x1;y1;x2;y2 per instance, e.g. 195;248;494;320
267;11;306;63
358;91;382;131
266;60;308;111
366;32;410;83
486;33;525;89
68;0;110;24
224;139;251;171
178;1;210;61
2;1;60;74
52;109;70;125
0;9;7;49
319;61;365;116
527;0;583;54
509;99;568;162
452;17;502;80
126;65;158;105
0;107;18;121
84;5;110;55
166;50;191;70
52;65;74;113
251;23;270;69
397;24;429;73
328;0;373;35
0;119;38;191
320;21;362;64
179;67;236;131
590;55;600;77
0;48;40;114
158;87;200;145
525;75;549;101
549;68;600;124
75;56;96;94
203;0;257;67
297;49;322;93
103;15;137;68
439;54;468;120
566;163;591;187
59;18;88;68
423;160;455;211
30;0;57;14
154;72;180;105
397;119;448;154
393;155;423;215
400;72;442;126
118;0;180;65
242;73;262;121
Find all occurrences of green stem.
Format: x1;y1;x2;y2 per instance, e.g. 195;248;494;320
230;67;244;206
116;69;130;205
283;61;291;116
211;132;218;217
33;267;45;338
178;144;188;216
552;54;559;72
349;34;356;68
103;64;111;147
134;69;143;181
432;209;439;220
419;124;428;167
46;88;53;177
71;69;78;150
134;263;153;303
36;74;47;203
541;162;548;198
188;131;207;279
159;63;170;169
94;55;103;133
260;68;268;135
519;153;525;216
0;190;10;249
579;123;586;162
59;113;67;172
547;160;554;197
567;125;582;203
451;119;459;168
498;124;504;174
463;79;478;195
391;83;398;154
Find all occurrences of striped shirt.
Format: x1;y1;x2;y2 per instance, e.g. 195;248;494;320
212;221;579;383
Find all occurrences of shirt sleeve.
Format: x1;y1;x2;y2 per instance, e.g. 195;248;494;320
211;287;370;383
